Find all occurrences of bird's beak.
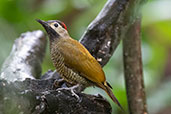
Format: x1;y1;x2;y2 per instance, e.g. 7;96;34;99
36;19;59;39
36;19;49;29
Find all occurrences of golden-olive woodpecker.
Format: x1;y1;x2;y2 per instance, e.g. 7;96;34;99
37;19;123;109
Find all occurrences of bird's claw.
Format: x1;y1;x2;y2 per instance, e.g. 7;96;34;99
52;79;65;89
56;84;81;101
70;88;80;100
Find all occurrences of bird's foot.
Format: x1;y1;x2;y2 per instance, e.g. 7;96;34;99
56;84;81;101
52;78;65;89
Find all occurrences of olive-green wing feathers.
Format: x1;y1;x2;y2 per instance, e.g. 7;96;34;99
57;38;106;83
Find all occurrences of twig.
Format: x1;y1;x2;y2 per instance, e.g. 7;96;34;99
123;18;148;114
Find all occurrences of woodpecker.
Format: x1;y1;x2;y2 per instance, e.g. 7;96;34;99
37;19;123;110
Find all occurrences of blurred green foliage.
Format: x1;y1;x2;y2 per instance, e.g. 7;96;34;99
0;0;171;114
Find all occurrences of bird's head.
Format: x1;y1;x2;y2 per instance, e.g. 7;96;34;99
37;19;69;40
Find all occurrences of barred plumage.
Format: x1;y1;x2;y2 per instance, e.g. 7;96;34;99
51;43;91;87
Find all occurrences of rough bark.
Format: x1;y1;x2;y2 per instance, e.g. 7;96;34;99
0;70;111;114
80;0;144;67
0;30;46;82
123;18;148;114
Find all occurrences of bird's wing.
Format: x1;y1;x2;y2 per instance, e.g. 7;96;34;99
57;38;106;83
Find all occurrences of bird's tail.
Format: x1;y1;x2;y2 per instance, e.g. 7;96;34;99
97;81;124;110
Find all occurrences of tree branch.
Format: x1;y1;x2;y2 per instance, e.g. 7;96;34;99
0;30;46;82
0;30;111;114
123;18;148;114
0;70;111;114
80;0;144;66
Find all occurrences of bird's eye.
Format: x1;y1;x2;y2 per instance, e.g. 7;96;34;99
54;23;58;27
